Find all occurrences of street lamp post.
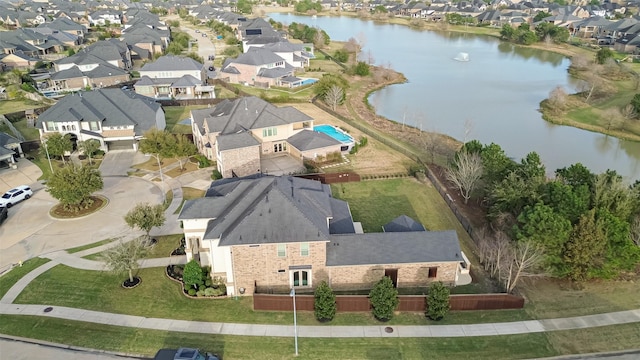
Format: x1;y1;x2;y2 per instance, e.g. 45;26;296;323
290;288;299;356
148;153;165;203
42;139;54;173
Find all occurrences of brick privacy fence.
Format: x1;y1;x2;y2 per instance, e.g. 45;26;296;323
253;293;524;312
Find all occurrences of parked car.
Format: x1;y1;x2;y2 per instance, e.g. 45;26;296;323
202;33;207;37
0;185;33;208
0;206;7;226
153;348;220;360
195;29;200;33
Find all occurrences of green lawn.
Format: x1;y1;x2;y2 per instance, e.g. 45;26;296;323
147;234;183;258
0;118;40;141
0;257;50;299
163;105;208;134
0;99;43;115
67;239;115;254
0;315;557;359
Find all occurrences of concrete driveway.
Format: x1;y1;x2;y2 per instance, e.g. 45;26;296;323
0;158;42;194
98;150;146;177
0;337;147;360
0;176;162;270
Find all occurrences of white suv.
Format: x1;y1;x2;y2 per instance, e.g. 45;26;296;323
0;185;33;208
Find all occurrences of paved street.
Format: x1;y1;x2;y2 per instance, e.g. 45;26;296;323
0;337;147;360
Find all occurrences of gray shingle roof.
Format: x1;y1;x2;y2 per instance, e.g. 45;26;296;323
326;230;462;266
383;215;427;232
179;175;348;246
217;132;259;151
170;75;201;87
140;55;203;72
190;96;312;135
287;130;341;151
226;47;284;66
0;132;20;148
36;89;162;135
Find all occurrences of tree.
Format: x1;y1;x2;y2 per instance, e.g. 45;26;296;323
564;210;606;281
183;260;204;290
139;128;176;164
426;281;450;321
42;133;73;164
78;139;101;165
47;165;103;212
314;73;349;101
333;49;349;63
500;24;515;40
101;237;149;284
580;72;602;103
514;202;572;273
479;143;515;187
630;93;640;115
534;11;552;22
595;48;614;65
446;150;483;204
547;86;568;112
314;281;337;322
353;61;370;76
124;203;166;241
541;181;591;223
593;171;636;221
503;239;545;293
173;135;197;171
369;276;399;321
324;85;344;111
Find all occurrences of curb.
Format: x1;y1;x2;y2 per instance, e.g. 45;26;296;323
0;333;149;359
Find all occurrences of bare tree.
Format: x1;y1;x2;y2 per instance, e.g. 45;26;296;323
602;108;624;130
366;49;375;65
570;54;591;71
630;215;640;247
313;28;325;50
548;86;568;111
324;85;344;111
446;150;483;204
503;239;544;293
580;73;601;103
621;104;636;119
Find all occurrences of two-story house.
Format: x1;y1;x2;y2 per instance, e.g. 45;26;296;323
191;96;343;178
219;47;294;87
134;55;215;99
36;89;165;152
88;9;122;26
178;175;472;296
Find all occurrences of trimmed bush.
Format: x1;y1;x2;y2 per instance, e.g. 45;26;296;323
426;281;451;321
314;281;337;322
196;290;205;297
369;276;399;321
183;260;203;290
187;288;197;296
204;287;216;296
211;168;223;180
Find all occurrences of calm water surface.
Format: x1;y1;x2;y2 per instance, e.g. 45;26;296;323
269;14;640;180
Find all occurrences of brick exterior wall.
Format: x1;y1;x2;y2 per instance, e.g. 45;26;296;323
231;242;329;295
218;145;261;178
92;74;130;88
328;261;459;291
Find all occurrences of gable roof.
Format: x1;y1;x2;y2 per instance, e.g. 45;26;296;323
0;132;20;148
140;55;203;72
226;47;285;66
217;132;260;151
383;215;427;232
179;175;351;246
326;230;462;266
191;96;312;135
36;89;162;135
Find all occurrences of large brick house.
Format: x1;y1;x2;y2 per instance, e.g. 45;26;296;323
191;96;343;178
36;89;165;151
178;175;472;296
134;55;215;99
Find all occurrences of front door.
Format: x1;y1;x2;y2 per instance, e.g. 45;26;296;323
384;268;398;288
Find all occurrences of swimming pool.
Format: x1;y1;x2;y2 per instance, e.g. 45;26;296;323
314;125;354;143
300;78;318;86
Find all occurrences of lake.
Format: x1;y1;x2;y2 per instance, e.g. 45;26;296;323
268;13;640;181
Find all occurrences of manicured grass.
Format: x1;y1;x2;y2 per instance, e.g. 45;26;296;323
0;257;50;299
547;323;640;355
66;239;115;254
163;105;207;134
520;277;640;319
133;157;178;171
165;160;199;178
163;189;173;210
15;264;526;326
0;99;43;114
147;234;183;258
174;186;206;214
0;118;41;141
0;314;557;359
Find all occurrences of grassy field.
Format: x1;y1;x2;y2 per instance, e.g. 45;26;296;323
0;258;50;299
0;99;44;115
0;314;557;360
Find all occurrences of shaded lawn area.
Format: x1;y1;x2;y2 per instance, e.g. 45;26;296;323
83;235;183;261
0;118;40;141
0;315;557;360
15;264;528;326
133;157;178;171
163;105;208;134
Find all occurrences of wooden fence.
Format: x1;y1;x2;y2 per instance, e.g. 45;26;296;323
253;293;524;312
295;172;361;184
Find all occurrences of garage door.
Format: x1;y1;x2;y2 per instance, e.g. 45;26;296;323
107;140;135;151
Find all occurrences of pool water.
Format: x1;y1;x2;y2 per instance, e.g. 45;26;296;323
300;78;318;86
314;125;354;143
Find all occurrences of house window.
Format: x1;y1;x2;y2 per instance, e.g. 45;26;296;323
262;127;277;137
300;243;309;256
428;267;438;278
277;243;286;257
291;270;310;287
61;125;67;131
46;121;57;131
90;121;100;131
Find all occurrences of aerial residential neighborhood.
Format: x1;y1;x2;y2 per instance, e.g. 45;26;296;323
0;0;639;359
